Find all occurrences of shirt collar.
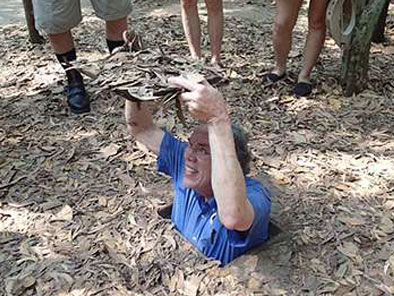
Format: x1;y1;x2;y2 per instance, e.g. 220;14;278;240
196;193;217;214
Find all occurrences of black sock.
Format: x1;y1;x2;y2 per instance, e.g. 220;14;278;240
56;48;83;85
106;39;125;53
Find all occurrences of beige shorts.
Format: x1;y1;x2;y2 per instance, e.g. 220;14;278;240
33;0;132;34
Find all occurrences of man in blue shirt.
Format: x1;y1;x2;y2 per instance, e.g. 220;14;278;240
125;76;271;265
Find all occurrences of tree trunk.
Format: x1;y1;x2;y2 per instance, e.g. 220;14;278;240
22;0;44;44
341;0;388;96
372;0;390;43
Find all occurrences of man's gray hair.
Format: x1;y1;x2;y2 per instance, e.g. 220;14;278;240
231;123;251;175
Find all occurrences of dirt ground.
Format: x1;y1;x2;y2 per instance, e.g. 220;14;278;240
1;0;394;295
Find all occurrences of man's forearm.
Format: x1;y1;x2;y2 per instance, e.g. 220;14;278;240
125;101;164;155
208;117;254;231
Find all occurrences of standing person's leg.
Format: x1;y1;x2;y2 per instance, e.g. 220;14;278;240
180;0;202;60
33;0;90;114
48;32;86;111
298;0;329;84
204;0;223;66
105;17;128;53
49;31;74;53
105;17;127;41
91;0;133;53
269;0;303;81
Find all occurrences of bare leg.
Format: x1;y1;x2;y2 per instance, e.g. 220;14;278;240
106;17;128;41
298;0;329;83
272;0;303;76
205;0;223;65
49;31;74;54
180;0;201;60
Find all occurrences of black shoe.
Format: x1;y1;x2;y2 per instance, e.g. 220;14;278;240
293;82;313;97
263;72;286;84
65;83;90;114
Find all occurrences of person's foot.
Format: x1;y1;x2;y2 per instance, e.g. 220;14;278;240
190;54;202;62
65;82;90;114
110;31;143;54
263;72;286;83
210;56;223;68
293;81;313;96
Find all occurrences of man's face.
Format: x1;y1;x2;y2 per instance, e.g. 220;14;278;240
183;126;213;198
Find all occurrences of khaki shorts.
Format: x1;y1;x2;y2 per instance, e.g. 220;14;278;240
33;0;132;34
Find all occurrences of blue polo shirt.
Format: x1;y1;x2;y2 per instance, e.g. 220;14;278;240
158;132;271;265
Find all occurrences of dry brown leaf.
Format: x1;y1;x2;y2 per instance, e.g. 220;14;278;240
97;195;108;207
328;97;342;110
335;262;348;279
247;277;262;290
175;269;185;294
230;255;259;282
383;200;394;210
378;216;394;234
51;205;73;222
384;254;394;275
338;242;359;258
337;215;366;227
182;275;201;296
100;143;120;158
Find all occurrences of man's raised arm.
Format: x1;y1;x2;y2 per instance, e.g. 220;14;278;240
124;101;164;155
168;77;255;231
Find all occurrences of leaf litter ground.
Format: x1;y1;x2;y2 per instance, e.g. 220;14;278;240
1;0;394;295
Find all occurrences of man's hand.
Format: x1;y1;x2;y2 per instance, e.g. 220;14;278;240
124;100;164;155
168;76;228;124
